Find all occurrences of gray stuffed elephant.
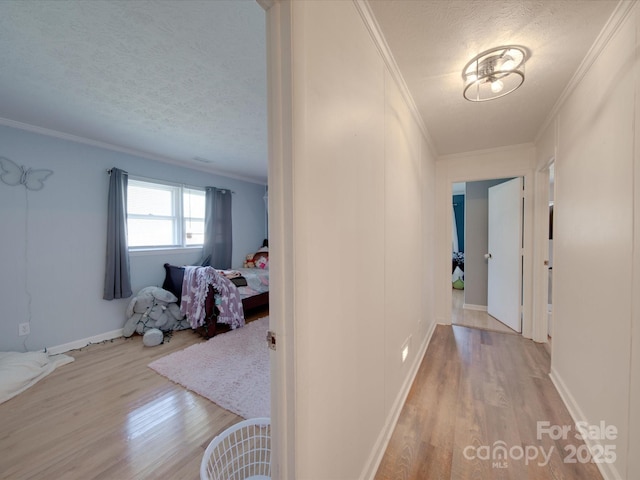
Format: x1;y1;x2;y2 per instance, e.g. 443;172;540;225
123;286;188;346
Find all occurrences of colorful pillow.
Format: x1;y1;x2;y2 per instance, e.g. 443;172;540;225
244;246;269;269
253;251;269;269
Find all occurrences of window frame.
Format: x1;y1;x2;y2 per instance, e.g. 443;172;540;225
127;177;206;251
182;186;207;247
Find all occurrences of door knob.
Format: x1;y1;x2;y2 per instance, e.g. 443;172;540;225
484;253;492;259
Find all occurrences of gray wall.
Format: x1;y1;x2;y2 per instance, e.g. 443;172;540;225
464;178;512;307
0;125;266;351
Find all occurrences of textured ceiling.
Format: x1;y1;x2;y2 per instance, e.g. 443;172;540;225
0;0;267;182
0;1;619;182
368;0;619;155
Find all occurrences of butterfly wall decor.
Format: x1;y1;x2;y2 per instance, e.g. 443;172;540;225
0;157;53;191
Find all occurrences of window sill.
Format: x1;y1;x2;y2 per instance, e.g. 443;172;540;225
129;247;202;257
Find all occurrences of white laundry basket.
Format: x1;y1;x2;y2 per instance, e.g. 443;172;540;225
200;417;271;480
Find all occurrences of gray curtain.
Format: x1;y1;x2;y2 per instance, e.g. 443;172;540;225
199;187;232;268
103;168;132;300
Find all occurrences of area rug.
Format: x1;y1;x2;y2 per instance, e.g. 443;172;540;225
148;316;269;419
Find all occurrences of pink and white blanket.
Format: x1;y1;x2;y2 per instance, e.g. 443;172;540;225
180;266;245;330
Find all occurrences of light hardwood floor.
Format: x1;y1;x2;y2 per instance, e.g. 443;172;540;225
2;307;599;480
0;308;267;480
375;324;604;480
451;288;517;334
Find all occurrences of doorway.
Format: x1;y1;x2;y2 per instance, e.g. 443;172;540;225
450;177;523;334
546;161;555;349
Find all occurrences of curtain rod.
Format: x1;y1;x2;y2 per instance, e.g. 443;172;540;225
106;168;235;193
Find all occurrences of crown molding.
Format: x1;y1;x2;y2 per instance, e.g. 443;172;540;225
0;117;267;185
535;0;637;145
438;142;535;162
353;0;438;157
256;0;274;12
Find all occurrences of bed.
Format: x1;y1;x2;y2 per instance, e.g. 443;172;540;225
452;251;465;273
452;251;465;289
162;263;269;338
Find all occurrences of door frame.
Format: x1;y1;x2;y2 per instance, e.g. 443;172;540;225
262;0;295;477
435;144;546;342
531;156;555;343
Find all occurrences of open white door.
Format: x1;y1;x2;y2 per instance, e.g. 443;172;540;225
487;177;523;332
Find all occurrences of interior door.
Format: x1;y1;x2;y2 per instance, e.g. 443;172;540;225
487;177;523;332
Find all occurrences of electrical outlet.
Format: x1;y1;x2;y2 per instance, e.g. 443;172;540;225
18;322;30;336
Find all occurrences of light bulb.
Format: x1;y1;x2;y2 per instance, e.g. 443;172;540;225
490;79;504;93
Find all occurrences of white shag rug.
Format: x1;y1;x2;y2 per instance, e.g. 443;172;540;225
0;351;74;404
148;316;269;419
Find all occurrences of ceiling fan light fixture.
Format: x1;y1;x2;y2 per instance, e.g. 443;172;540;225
500;56;516;72
462;46;526;102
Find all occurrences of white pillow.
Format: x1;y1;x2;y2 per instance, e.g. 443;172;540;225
0;351;74;404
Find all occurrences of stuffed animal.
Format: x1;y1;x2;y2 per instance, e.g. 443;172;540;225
253;246;269;269
123;286;188;346
243;246;269;269
243;253;255;268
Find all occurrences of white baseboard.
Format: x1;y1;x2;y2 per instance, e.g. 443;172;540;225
549;367;622;480
463;303;487;312
360;319;437;480
46;328;124;355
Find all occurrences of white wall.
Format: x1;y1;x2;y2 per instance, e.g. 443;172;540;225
267;1;437;477
0;125;266;352
540;3;639;478
631;8;640;474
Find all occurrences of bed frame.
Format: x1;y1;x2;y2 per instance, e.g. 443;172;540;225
162;263;269;338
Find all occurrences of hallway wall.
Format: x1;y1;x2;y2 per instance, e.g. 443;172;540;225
267;1;438;477
537;4;639;478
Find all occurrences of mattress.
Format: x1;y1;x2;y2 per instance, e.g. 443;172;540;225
234;267;269;299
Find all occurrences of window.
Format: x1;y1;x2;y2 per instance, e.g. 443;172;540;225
183;187;206;246
127;179;205;249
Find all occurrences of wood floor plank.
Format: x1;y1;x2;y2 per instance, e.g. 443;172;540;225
375;325;604;480
0;312;267;480
0;305;606;480
451;289;517;334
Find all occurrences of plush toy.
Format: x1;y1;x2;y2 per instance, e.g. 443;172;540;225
123;286;188;346
243;246;269;269
243;253;255;268
253;247;269;269
254;253;268;269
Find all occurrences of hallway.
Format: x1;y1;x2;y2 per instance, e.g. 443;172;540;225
374;324;604;479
